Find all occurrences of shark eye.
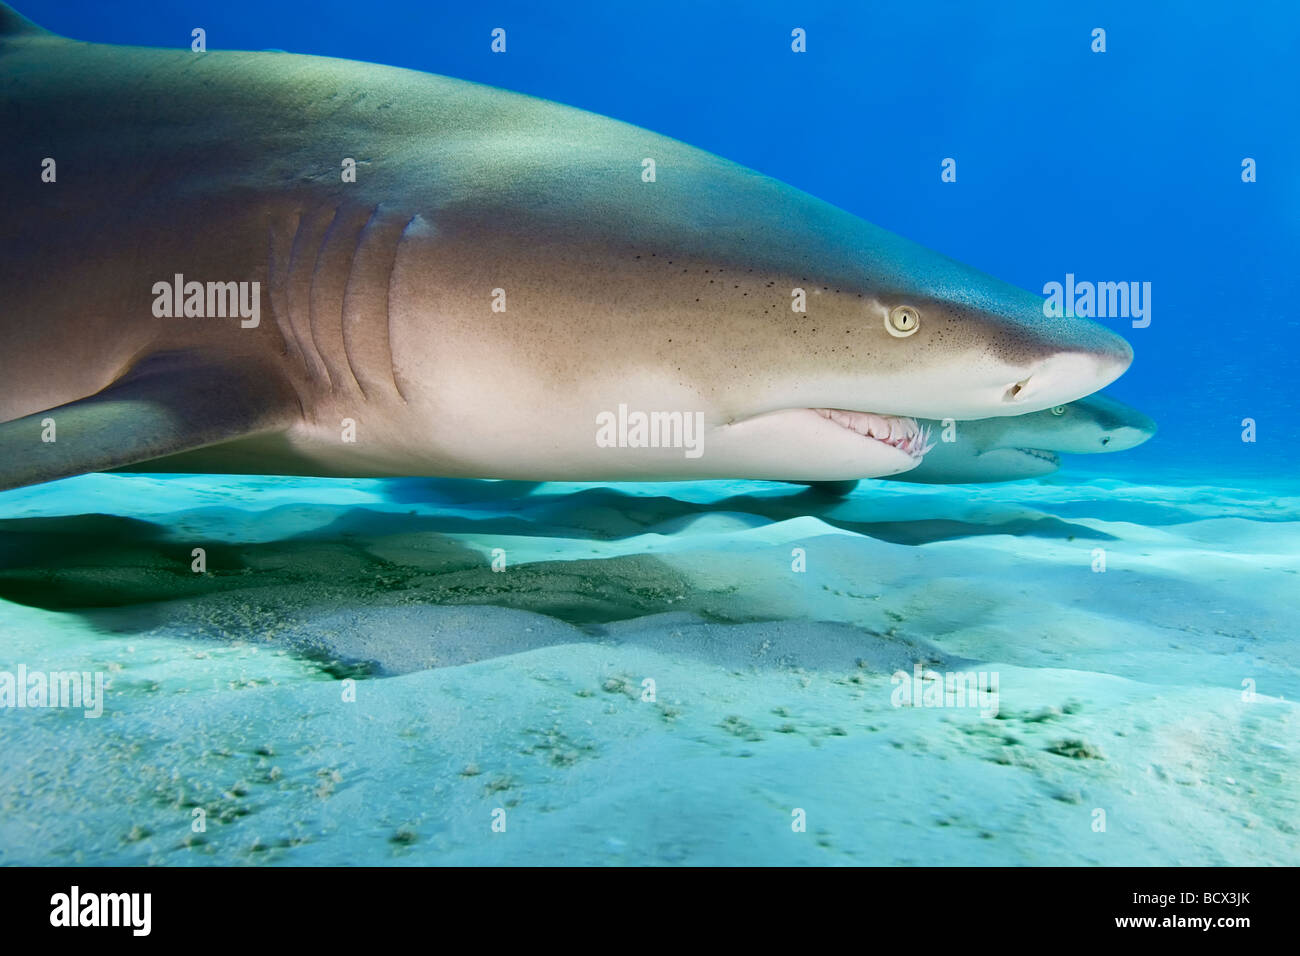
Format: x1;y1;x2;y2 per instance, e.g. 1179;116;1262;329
886;305;919;337
1050;405;1066;416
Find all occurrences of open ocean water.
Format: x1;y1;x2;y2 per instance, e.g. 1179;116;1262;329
0;0;1296;870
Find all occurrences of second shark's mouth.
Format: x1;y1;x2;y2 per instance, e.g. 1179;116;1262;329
813;408;932;459
1011;447;1061;465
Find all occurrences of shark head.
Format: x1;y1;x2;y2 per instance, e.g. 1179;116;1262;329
378;103;1137;482
688;278;1134;480
941;392;1156;480
593;188;1135;480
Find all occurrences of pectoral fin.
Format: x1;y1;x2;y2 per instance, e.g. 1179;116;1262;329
0;352;298;492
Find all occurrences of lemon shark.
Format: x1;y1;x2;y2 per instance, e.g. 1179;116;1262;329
0;4;1134;493
795;393;1154;493
888;392;1156;484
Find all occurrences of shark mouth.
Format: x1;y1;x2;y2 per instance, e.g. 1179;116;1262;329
813;408;932;459
1011;447;1061;465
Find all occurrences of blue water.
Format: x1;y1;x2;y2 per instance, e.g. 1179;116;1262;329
2;1;1297;866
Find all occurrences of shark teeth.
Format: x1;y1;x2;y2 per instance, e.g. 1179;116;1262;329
813;408;932;459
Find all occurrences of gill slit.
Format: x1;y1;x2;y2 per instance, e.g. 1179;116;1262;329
304;205;339;392
385;214;416;405
336;204;380;402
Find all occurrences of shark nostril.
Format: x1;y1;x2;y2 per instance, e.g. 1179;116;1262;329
1101;436;1111;445
1004;378;1030;402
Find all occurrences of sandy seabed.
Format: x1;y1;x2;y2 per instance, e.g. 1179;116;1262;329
0;470;1295;865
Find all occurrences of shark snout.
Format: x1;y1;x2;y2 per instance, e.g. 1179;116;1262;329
1002;338;1133;413
1098;403;1157;451
1100;423;1155;451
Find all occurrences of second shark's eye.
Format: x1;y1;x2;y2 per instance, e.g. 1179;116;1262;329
1050;405;1066;416
886;305;920;337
